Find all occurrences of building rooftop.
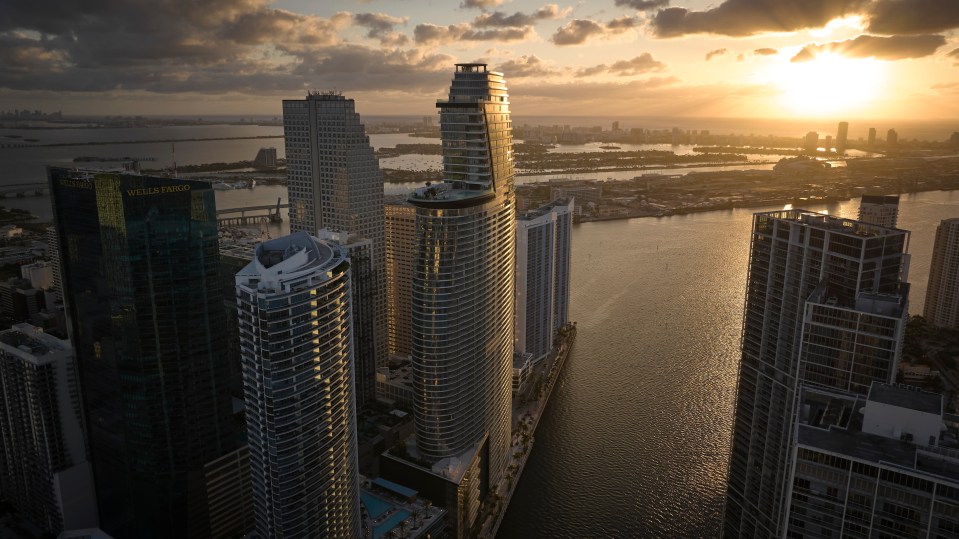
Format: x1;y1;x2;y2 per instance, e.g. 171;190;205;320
868;383;942;415
518;197;573;221
757;209;907;238
861;194;900;205
408;181;494;208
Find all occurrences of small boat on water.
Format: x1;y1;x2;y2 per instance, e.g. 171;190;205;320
212;182;233;190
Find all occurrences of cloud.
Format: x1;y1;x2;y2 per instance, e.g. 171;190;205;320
517;76;680;99
648;0;869;38
753;48;778;56
614;0;670;10
576;53;668;76
353;12;409;45
867;0;959;34
0;0;460;96
474;4;569;27
496;55;561;77
705;48;728;61
947;47;959;64
413;23;535;45
461;0;505;8
790;34;947;62
551;17;637;45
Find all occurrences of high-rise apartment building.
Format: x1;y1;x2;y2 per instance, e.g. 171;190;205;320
868;127;877;146
384;198;416;358
383;64;515;538
924;218;959;328
236;232;361;538
785;383;959;538
515;197;574;365
723;210;910;538
49;167;239;538
858;194;900;228
836;121;849;153
282;91;386;407
0;324;97;535
45;225;63;304
804;131;819;153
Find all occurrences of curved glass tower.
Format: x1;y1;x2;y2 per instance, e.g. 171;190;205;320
236;232;360;538
409;64;515;493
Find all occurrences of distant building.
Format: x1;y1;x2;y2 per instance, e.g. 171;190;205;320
804;131;819;153
868;127;877;146
887;128;898;146
924;218;959;328
21;260;54;290
252;146;276;169
0;324;97;535
550;185;601;215
858;194;900;228
236;232;361;538
785;383;959;537
515;198;573;365
385;198;416;358
46;226;63;304
723;210;910;538
836;121;849;153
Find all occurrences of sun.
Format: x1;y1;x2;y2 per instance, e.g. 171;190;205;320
765;52;887;117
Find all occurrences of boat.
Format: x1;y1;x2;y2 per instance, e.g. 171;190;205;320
212;182;233;190
599;145;621;150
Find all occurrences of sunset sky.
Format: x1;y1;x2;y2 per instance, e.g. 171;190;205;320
1;0;958;120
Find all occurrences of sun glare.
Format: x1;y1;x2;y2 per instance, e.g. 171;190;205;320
767;52;886;116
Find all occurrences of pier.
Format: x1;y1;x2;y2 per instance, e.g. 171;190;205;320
216;199;288;226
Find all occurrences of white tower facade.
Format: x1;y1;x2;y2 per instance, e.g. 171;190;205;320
236;232;360;538
515;197;574;365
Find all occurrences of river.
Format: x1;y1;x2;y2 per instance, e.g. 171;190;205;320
495;190;959;538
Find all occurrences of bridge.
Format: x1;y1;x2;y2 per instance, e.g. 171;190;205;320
217;198;289;226
0;183;48;197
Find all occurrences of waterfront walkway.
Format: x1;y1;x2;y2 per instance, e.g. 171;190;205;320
477;324;577;538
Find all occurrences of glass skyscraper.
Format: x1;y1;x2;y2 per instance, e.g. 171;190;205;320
236;232;360;538
404;65;515;535
48;167;238;537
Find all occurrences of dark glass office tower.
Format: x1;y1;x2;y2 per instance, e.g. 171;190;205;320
48;167;237;538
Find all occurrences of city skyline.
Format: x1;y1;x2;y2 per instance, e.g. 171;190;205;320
1;1;958;120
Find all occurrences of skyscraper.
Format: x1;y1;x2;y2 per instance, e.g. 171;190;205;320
887;128;898;146
384;64;515;537
0;324;97;535
282;91;386;407
804;131;819;153
384;198;416;358
836;121;849;153
868;127;877;146
858;194;900;228
515;197;574;366
49;167;238;537
236;232;361;538
924;218;959;328
722;210;910;538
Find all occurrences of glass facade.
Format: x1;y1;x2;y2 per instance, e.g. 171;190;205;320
48;167;237;538
409;65;515;512
236;232;361;538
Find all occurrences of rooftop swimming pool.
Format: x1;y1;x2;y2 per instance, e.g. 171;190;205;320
361;492;392;519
